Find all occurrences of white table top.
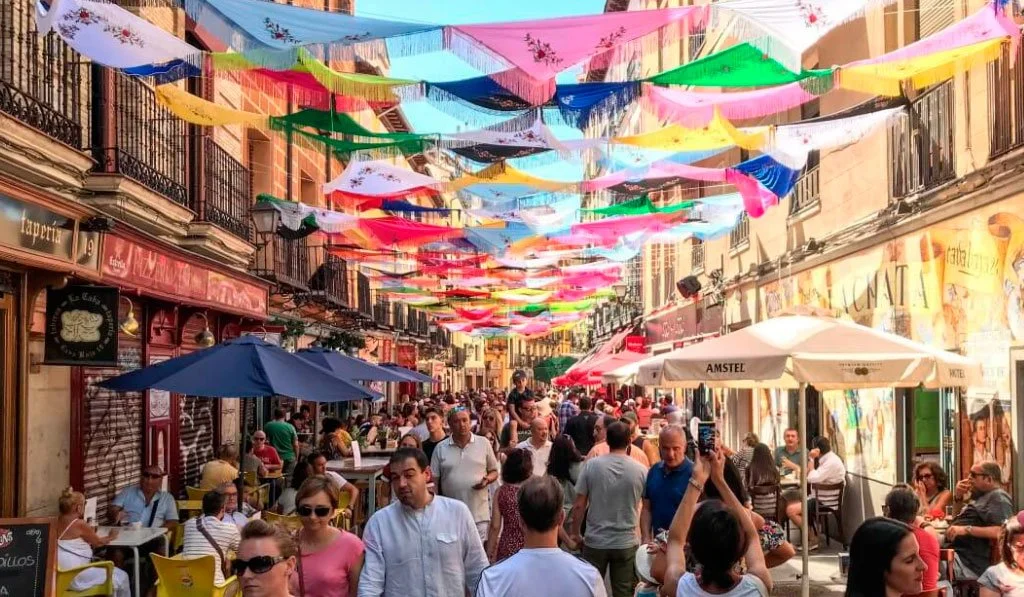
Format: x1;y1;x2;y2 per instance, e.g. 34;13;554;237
98;526;168;547
326;457;389;472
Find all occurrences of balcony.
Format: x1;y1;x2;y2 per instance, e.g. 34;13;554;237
789;167;820;216
888;81;955;200
0;0;93;187
729;212;750;251
357;273;373;319
373;299;392;328
989;42;1024;157
691;241;705;272
307;250;349;309
392;302;407;331
252;237;310;292
84;71;192;237
180;137;254;269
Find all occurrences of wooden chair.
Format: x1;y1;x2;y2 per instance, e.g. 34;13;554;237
185;486;209;501
810;481;846;548
151;553;237;597
940;548;979;597
56;561;115;596
749;484;783;523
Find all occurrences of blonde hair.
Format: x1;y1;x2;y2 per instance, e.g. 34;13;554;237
241;519;298;559
59;487;85;515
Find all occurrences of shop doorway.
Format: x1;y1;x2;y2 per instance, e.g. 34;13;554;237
0;274;18;516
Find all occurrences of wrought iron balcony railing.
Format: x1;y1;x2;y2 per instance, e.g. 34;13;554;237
308;250;349;308
888;81;955;200
93;71;188;207
199;137;251;241
357;273;373;318
730;212;750;249
691;241;705;272
789;167;820;215
0;0;89;149
252;237;309;291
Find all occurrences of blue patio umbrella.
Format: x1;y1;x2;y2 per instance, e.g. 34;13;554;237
379;363;437;384
296;347;409;382
99;336;379;402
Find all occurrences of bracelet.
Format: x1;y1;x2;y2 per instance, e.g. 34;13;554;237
688;478;704;492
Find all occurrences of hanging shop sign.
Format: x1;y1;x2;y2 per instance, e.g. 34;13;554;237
624;335;646;353
101;235;267;318
645;303;696;347
0;193;101;269
396;343;417;369
44;285;119;366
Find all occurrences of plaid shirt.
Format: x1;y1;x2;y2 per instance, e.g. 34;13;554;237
557;400;580;432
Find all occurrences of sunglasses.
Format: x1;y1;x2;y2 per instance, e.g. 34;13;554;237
297;505;332;518
969;471;987;478
142;473;164;479
917;473;934;480
231;556;286;575
253;437;266;441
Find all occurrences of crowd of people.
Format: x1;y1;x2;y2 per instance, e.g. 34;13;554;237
52;376;1024;597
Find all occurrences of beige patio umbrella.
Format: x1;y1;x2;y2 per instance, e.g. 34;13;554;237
635;309;982;597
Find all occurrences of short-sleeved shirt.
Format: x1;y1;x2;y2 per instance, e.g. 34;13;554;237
112;486;178;527
265;420;298;461
477;548;606;597
422;435;447;462
575;454;647;550
199;459;239;490
979;562;1024;596
565;411;600;456
430;434;499;523
774;446;804;469
499;422;532;448
506;388;532;408
252;445;282;467
516;439;552;477
676;572;767;596
644;460;694;535
911;524;940;592
182;515;241;584
951;488;1015;576
288;530;364;597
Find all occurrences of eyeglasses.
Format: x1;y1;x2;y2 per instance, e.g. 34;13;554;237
142;473;163;479
917;473;934;481
222;491;238;498
296;505;332;518
969;471;987;479
231;556;286;575
253;437;266;442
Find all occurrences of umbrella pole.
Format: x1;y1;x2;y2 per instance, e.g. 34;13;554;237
799;382;810;597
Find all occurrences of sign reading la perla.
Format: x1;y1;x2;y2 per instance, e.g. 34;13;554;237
44;285;119;366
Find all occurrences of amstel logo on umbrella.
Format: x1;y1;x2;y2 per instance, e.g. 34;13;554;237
705;362;746;374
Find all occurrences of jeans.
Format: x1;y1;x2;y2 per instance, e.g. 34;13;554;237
582;544;638;597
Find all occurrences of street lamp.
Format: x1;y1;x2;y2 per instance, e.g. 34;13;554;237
194;312;216;348
612;283;627;299
251;201;280;243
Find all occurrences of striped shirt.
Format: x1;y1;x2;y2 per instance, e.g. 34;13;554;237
182;515;240;584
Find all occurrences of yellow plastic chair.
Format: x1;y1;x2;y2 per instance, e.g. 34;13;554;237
263;511;303;532
151;553;237;597
334;492;352;531
185;486;209;501
56;561;115;596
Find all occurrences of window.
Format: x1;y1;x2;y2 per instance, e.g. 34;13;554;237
989;41;1024;156
691;240;705;272
790;98;821;215
730;212;750;249
888;81;955;200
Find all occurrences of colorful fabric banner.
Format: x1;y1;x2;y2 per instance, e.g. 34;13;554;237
767;107;905;169
155;84;270;127
449;163;574;195
644;75;833;127
359;217;462;247
293;128;430;158
582;161;728;193
614;112;767;151
647;42;832;87
447;6;705;100
443;112;564;162
257;195;358;235
554;82;644;129
183;0;442;69
732;155;802;201
324;160;442;200
711;0;898;73
38;0;202;68
271;108;425;141
583;196;696;217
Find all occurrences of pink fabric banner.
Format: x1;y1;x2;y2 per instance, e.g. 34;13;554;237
358;217;461;247
645;80;827;128
726;169;778;218
447;6;706;100
582;161;727;192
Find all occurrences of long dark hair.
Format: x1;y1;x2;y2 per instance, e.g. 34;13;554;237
702;457;750;505
688;500;748;589
746;443;779;488
547;435;584;482
845;517;914;597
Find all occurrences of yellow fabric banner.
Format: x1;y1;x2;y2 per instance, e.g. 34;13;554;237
839;38;1007;96
155;84;270;127
614;112;767;151
447;162;573;193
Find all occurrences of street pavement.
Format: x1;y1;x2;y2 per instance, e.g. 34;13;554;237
770;538;846;596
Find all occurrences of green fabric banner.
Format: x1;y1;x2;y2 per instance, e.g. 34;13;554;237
648;43;834;88
583;195;695;217
270;108;426;142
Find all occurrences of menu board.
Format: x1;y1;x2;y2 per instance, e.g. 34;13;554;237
0;518;56;597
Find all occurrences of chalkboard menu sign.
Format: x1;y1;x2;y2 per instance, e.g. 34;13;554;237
0;518;55;597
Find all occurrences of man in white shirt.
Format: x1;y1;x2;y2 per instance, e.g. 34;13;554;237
359;447;488;597
478;476;606;596
181;490;241;585
430;408;499;544
516;417;553;477
785;435;847;550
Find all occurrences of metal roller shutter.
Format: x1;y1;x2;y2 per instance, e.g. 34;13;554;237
80;339;144;525
918;0;954;39
177;315;216;492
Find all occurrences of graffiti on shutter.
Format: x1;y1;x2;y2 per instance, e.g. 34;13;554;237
81;342;143;525
178;396;216;491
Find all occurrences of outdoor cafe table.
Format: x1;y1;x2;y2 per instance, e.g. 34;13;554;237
327;457;389;521
98;526;169;597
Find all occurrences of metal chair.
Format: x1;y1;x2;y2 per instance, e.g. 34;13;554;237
151;553;238;597
810;481;846;548
56;561;115;596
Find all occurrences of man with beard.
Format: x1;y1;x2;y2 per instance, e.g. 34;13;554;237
358;448;488;597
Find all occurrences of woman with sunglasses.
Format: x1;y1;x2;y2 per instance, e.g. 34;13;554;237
290;477;364;597
477;408;502;457
913;462;952;518
236;519;297;597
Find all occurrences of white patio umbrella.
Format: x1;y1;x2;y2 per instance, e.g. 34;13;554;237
636;310;982;597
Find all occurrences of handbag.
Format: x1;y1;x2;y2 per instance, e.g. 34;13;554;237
196;517;232;581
